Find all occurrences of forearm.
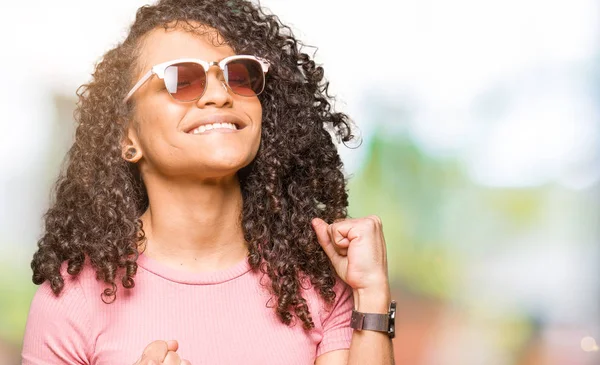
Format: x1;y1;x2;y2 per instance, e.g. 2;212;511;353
347;284;395;365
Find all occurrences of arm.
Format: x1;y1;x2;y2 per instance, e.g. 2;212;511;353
312;215;396;365
314;278;355;359
347;284;395;365
315;283;395;365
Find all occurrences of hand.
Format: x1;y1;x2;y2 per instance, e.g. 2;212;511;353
311;215;390;293
133;340;192;365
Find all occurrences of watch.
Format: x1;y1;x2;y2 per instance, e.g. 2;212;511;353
350;300;396;339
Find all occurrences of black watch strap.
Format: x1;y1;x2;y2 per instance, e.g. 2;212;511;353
350;300;396;339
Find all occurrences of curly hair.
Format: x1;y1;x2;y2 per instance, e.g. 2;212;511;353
31;0;356;331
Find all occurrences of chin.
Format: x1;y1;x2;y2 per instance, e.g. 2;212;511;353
202;155;254;174
209;145;257;166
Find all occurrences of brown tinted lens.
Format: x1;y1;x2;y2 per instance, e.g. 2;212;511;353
165;63;206;101
225;59;264;96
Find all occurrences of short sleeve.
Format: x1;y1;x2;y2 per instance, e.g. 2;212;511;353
21;275;93;365
316;277;354;357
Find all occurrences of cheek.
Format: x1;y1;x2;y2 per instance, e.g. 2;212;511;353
135;100;185;145
248;98;263;127
133;124;185;170
251;104;263;151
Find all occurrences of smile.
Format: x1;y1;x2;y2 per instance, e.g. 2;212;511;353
189;122;238;135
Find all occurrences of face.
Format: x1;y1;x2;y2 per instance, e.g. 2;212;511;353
123;25;263;181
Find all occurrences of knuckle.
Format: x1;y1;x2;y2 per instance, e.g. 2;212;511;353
367;215;382;228
140;340;168;363
148;340;167;350
363;217;376;228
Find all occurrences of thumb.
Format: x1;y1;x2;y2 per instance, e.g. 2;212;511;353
311;218;335;258
166;340;178;352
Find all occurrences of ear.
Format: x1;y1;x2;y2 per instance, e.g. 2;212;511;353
121;121;143;163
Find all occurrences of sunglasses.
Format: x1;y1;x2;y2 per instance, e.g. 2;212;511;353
123;55;270;103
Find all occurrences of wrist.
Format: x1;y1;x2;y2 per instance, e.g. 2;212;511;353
353;283;391;313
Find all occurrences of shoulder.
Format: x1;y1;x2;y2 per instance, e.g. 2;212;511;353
29;260;91;312
23;260;98;364
297;274;354;358
297;273;354;323
31;257;110;309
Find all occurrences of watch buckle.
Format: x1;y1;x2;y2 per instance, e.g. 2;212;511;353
350;310;365;329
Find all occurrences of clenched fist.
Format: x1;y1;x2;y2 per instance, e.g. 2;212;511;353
133;340;192;365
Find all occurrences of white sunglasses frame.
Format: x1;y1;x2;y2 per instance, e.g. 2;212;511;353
123;54;270;103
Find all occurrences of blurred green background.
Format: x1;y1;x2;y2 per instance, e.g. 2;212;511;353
1;0;599;364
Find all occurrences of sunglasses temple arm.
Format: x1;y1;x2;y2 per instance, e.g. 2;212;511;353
123;71;154;103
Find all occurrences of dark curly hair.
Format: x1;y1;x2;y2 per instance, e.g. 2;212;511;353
31;0;357;331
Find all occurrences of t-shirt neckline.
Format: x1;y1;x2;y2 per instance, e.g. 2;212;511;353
136;251;252;285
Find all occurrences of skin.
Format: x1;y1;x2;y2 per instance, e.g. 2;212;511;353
312;216;394;364
134;340;191;365
122;25;261;273
123;23;393;365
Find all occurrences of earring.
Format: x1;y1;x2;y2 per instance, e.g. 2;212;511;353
124;147;137;160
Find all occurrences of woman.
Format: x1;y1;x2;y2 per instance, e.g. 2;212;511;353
22;0;395;364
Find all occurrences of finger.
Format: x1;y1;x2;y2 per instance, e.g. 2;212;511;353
328;222;350;249
139;360;159;365
311;218;337;260
326;224;348;257
181;360;192;365
141;340;169;362
331;219;361;244
166;340;178;352
162;350;181;365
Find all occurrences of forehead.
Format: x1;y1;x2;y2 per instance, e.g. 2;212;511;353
138;23;236;70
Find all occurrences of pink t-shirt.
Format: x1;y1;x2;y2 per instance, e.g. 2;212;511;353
22;253;354;365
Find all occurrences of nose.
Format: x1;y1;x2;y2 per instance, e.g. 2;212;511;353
195;67;232;108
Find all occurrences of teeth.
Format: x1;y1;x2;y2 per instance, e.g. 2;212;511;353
191;122;237;134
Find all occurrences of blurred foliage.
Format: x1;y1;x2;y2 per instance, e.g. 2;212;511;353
0;263;36;345
345;129;546;365
348;124;549;300
348;127;464;298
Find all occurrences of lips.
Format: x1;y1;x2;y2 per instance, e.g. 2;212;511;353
184;114;246;134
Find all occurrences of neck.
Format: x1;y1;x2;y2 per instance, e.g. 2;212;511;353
139;174;248;272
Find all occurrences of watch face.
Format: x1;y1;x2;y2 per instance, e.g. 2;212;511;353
388;300;396;339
